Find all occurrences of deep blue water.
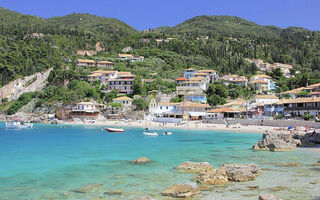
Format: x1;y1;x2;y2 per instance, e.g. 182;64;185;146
0;122;319;200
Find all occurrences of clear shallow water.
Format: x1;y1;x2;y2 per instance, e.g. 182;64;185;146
0;122;319;200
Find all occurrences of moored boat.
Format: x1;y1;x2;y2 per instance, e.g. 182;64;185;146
5;119;33;129
105;127;125;132
143;129;158;136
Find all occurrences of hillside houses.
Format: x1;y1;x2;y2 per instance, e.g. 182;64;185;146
118;54;144;62
220;74;248;86
249;74;276;93
77;59;114;69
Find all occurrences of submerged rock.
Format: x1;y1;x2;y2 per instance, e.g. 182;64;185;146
71;183;103;193
104;190;123;195
131;157;151;164
276;162;300;167
222;163;262;182
133;196;155;200
176;161;213;173
253;131;300;151
259;194;283;200
161;184;200;198
194;167;228;185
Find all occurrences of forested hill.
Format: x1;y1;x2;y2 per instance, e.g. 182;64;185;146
0;7;320;94
162;15;311;39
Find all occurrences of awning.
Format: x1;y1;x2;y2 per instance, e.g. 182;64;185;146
189;112;207;117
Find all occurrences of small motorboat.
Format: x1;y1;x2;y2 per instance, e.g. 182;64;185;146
143;130;158;136
163;131;172;135
5;119;33;129
105;127;125;132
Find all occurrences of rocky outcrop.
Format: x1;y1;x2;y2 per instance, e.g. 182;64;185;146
0;68;52;102
318;158;320;163
176;161;213;173
194;167;228;185
161;184;200;198
131;157;151;164
71;183;103;193
294;131;320;145
259;194;283;200
222;163;262;182
253;131;300;151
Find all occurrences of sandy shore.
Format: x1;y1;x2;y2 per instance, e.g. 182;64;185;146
63;120;286;134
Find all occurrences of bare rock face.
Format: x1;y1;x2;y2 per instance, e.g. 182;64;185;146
222;163;262;182
296;131;320;145
194;167;228;185
259;194;283;200
176;161;213;173
131;157;151;164
161;184;200;198
253;131;300;151
71;183;103;193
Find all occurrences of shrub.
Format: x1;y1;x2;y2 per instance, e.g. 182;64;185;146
302;113;313;121
274;115;281;120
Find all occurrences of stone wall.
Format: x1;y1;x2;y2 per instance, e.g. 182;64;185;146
202;119;320;128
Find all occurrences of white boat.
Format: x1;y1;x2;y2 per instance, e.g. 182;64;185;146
143;130;158;136
5;119;33;129
105;127;125;132
163;131;172;135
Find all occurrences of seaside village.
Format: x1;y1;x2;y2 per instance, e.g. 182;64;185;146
54;54;320;125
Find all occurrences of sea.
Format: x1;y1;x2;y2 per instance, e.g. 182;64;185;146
0;122;319;200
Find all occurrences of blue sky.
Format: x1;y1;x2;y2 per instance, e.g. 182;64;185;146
0;0;319;30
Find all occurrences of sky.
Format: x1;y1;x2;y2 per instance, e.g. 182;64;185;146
0;0;319;31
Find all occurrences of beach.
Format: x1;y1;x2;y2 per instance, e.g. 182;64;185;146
64;119;282;134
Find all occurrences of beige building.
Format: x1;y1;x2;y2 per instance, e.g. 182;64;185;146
113;96;133;111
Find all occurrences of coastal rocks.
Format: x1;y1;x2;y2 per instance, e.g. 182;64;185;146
71;183;103;193
222;163;262;182
194;167;228;185
318;158;320;163
131;157;151;164
176;161;213;173
104;190;123;195
259;194;283;200
253;130;300;151
276;162;300;167
161;184;200;198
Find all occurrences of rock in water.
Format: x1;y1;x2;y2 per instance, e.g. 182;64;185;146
318;158;320;163
71;183;103;193
161;184;200;198
259;194;283;200
133;196;155;200
222;163;262;182
131;157;151;164
176;161;213;173
194;167;228;185
253;131;300;151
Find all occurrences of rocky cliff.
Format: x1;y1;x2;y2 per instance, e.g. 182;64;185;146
0;68;52;101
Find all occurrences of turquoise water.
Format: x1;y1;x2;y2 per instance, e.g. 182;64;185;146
0;122;319;200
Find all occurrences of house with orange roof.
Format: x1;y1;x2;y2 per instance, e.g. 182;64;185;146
249;74;276;92
220;74;248;86
264;96;320;117
183;68;197;79
206;107;242;118
96;60;114;68
77;59;96;67
175;77;187;85
107;72;135;94
113;96;133;111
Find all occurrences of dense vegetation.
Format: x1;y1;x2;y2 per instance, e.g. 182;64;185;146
1;7;320;113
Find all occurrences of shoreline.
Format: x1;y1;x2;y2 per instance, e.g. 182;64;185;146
62;120;285;134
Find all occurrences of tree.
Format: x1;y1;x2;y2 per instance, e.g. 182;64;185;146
270;68;283;81
132;76;146;96
133;98;148;110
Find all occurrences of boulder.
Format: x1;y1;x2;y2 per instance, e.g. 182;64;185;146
131;157;151;164
259;194;283;200
222;163;262;182
176;161;213;173
161;184;200;198
253;131;300;151
71;183;103;193
296;131;320;145
318;158;320;163
194;167;228;185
